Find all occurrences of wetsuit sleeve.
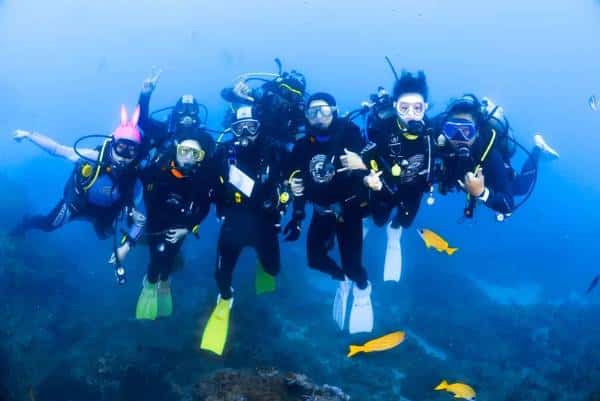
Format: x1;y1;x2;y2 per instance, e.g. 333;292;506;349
137;91;168;149
124;179;146;243
481;150;515;214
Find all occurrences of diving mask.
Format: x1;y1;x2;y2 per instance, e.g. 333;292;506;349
176;143;205;163
442;118;478;142
112;138;140;159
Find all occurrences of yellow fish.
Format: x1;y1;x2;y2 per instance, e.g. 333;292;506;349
434;380;476;400
347;331;405;358
417;228;458;255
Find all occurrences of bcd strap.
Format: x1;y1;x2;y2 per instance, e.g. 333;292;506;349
464;129;497;217
82;139;110;192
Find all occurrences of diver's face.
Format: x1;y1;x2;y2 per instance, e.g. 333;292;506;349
395;93;427;123
175;139;204;169
444;112;478;155
110;148;135;167
306;100;335;130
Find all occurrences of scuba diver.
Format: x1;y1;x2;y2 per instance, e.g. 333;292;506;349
220;59;307;147
433;94;559;220
137;68;208;153
284;92;373;334
200;105;289;356
341;71;434;283
134;126;216;320
11;105;146;269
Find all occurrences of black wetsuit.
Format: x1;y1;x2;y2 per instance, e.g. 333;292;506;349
13;141;145;240
212;135;288;299
362;117;432;228
138;91;172;153
434;124;516;215
221;80;305;147
289;119;369;287
140;136;216;283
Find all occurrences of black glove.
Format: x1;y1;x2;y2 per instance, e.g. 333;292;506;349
283;219;302;242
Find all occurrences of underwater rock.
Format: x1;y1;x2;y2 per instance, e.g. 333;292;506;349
193;368;350;401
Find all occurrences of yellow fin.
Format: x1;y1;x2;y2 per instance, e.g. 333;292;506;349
434;380;448;390
347;345;363;358
445;247;458;256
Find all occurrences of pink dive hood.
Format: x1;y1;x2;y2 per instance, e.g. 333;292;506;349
111;105;142;144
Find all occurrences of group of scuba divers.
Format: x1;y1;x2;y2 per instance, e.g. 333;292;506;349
11;58;559;356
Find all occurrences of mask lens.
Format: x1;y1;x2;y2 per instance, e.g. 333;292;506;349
442;119;477;141
113;139;139;159
177;144;205;162
179;116;195;127
306;105;335;120
232;119;260;137
397;101;425;116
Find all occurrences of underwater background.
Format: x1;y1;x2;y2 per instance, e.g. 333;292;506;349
1;0;600;400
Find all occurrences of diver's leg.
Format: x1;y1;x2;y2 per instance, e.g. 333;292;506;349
255;219;281;277
338;210;373;334
513;148;540;196
12;199;74;235
215;218;243;300
306;212;345;280
337;211;368;289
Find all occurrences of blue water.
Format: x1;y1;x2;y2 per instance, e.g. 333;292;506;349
1;1;599;400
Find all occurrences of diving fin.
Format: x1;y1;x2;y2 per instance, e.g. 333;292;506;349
349;282;374;334
135;276;158;320
255;262;276;295
333;278;352;331
157;280;173;317
200;295;233;356
383;224;402;282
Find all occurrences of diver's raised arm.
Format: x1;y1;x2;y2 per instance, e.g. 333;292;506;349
13;129;98;162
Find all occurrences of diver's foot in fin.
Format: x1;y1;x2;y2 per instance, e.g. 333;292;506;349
333;277;352;331
349;282;374;334
157;280;173;318
200;295;233;356
534;134;559;158
135;276;158;320
255;262;276;295
383;224;402;282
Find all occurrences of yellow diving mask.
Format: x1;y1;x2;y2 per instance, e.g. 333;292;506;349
176;143;205;163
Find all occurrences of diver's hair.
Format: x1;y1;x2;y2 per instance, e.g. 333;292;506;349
445;94;482;121
392;70;428;101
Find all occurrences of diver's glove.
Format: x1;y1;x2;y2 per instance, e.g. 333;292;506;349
165;228;188;244
141;67;162;95
283;210;305;242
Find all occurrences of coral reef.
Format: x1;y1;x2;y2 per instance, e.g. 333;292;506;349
193;369;350;401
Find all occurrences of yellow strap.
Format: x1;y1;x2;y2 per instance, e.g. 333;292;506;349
396;119;419;140
82;139;110;191
288;169;301;182
475;129;497;172
279;83;303;96
467;129;497;201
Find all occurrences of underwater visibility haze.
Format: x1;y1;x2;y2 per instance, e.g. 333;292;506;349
1;0;600;400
